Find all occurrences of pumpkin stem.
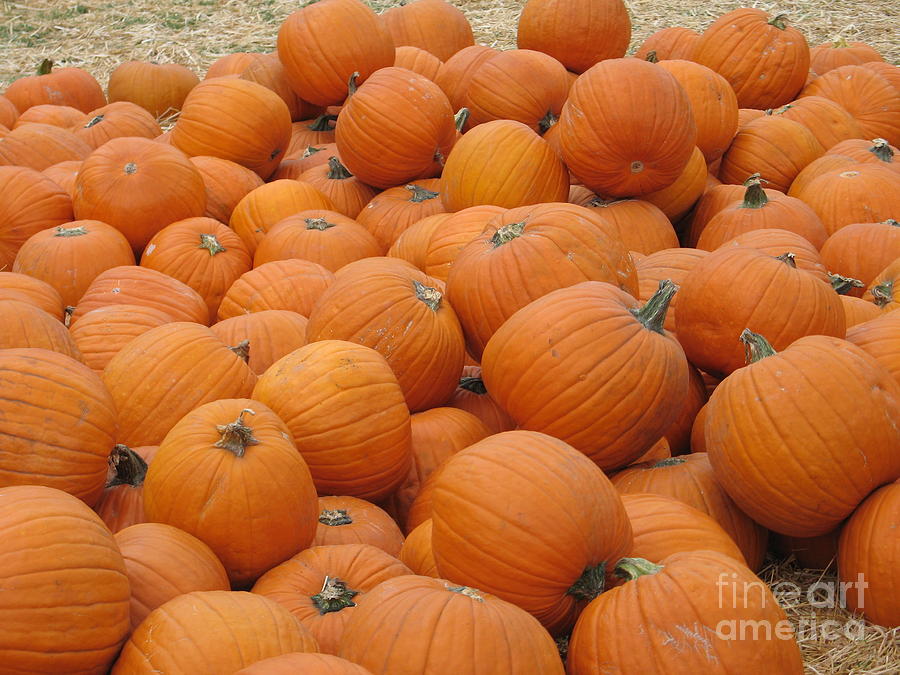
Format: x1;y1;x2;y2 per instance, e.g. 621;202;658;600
444;584;485;602
587;196;616;208
884;219;899;227
63;305;75;327
54;225;88;237
458;375;487;395
228;340;250;363
491;220;526;247
37;58;53;75
326;156;353;180
305;217;336;231
198;233;226;255
214;408;259;457
405;183;439;203
651;457;687;468
433;148;446;167
768;13;788;30
307;114;337;133
538;109;557;135
105;444;148;488
454;107;470;132
311;576;359;614
84;114;105;128
614;557;664;581
833;36;850;48
868;138;894;163
630;279;678;334
347;71;360;97
567;562;606;602
775;252;797;268
740;329;777;364
739;174;768;209
871;279;894;308
829;272;864;295
318;508;353;526
645;50;659;63
302;144;325;158
556;636;569;665
413;279;442;311
124;162;137;175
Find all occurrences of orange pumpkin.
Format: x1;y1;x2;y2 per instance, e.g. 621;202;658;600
93;444;158;533
71;101;161;149
217;259;335;320
381;0;474;62
210;310;308;376
0;122;91;170
313;496;405;556
69;304;174;374
0;270;65;318
107;60;199;118
0;299;82;358
356;180;446;253
433;45;498;110
190;155;265;224
3;59;105;113
393;46;442;81
445;366;517;434
399;519;438;577
632;27;701;61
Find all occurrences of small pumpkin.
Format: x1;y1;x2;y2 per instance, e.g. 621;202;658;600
3;59;106;113
210;310;309;376
107;60;200;118
93;444;158;533
217;259;335;320
313;496;405;556
380;0;475;62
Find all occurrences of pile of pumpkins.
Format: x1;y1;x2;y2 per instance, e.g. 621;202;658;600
0;0;898;672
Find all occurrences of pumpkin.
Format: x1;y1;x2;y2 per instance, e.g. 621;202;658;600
683;182;746;246
420;204;506;281
296;157;378;219
675;246;846;377
661;363;709;454
205;53;265;79
112;591;318;673
445;366;517;434
306;257;465;412
286;116;337;156
0;270;64;318
841;294;884;327
399;519;438;577
217;259;335;320
0;299;82;358
820;220;900;295
861;61;900;96
339;574;565;673
446;202;638;360
632;27;701;61
440;119;568;210
768;96;864;151
837;480;900;627
517;0;631;73
171;78;292;179
706;330;900;537
557;58;697;197
71;265;209;326
277;0;394;107
0;349;117;505
72;101;162;149
236;653;373;675
715;228;830;283
810;37;883;75
381;0;474;61
70;304;174;373
190;155;265;224
252;543;412;654
103;322;257;447
140;216;252;322
393;46;442;81
42;159;81;198
639;146;708;226
13;103;83;128
210;310;309;376
3;59;106;113
433;45;498;110
824;138;900;173
313;496;405;556
356;180;446;252
144;399;318;586
693;9;809;109
93;444;158;533
252;340;412;500
240;53;321;122
633;247;708;336
73;136;206;251
386;213;452;268
567;552;804;674
0;122;92;170
116;522;230;629
788;153;866;196
108;60;199;118
13;220;135;307
0;94;18;128
0;485;130;674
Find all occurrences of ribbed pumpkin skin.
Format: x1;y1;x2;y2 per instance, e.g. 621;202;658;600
482;282;689;471
399;519;438;577
94;445;158;533
73;137;206;251
675;246;846;377
171;78;292;179
824;138;900;173
0;94;17;127
634;247;708;336
14;103;83;128
313;496;405;556
140;216;252;322
277;0;394;107
440;119;568;210
0;165;74;270
112;591;318;673
567;551;804;675
4;64;106;113
102;322;257;447
445;366;517;434
810;40;883;76
108;60;199;118
1;300;81;362
381;0;474;62
0;271;65;318
837;480;900;627
190;155;264;224
210;310;308;376
684;182;745;246
431;431;632;635
864;257;900;312
252;543;412;655
252;340;412;500
205;52;264;79
335;67;456;190
714;228;830;284
338;574;565;674
517;0;630;73
306;258;466;412
633;27;701;61
842;295;883;328
0;485;131;675
393;46;442;81
240;53;320;123
446;203;639;360
662;363;708;454
71;265;209;326
72;102;162;149
623;493;747;564
115;522;230;629
144;398;318;587
387;213;452;268
434;45;498;110
217;259;335;320
770;96;864;152
693;8;809;109
13;220;135;306
0;122;92;170
42;159;81;198
0;349;116;506
236;653;373;675
357;180;447;253
846;310;900;385
612;453;768;570
706;335;900;537
296;159;378;219
70;304;174;374
559;58;696;197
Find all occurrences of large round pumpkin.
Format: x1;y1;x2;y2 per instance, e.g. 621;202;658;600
209;310;309;376
108;60;199;118
380;0;474;62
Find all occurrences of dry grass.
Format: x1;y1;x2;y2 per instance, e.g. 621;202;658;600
0;0;896;88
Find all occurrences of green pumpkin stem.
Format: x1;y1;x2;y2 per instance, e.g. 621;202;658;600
54;225;88;237
312;576;359;614
740;329;777;364
405;183;439;203
214;408;259;457
768;13;789;30
307;114;337;133
38;58;53;75
871;279;894;308
413;279;442;311
869;139;894;163
538;109;558;135
105;444;148;488
326;156;352;180
567;562;606;602
631;279;678;334
198;233;226;255
833;36;850;48
775;252;797;268
614;557;665;581
454;107;470;132
829;273;865;295
318;508;353;526
228;340;250;363
645;50;659;63
651;457;687;468
491;220;526;247
458;376;487;395
84;114;104;128
739;173;768;209
302;145;325;159
305;217;336;231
